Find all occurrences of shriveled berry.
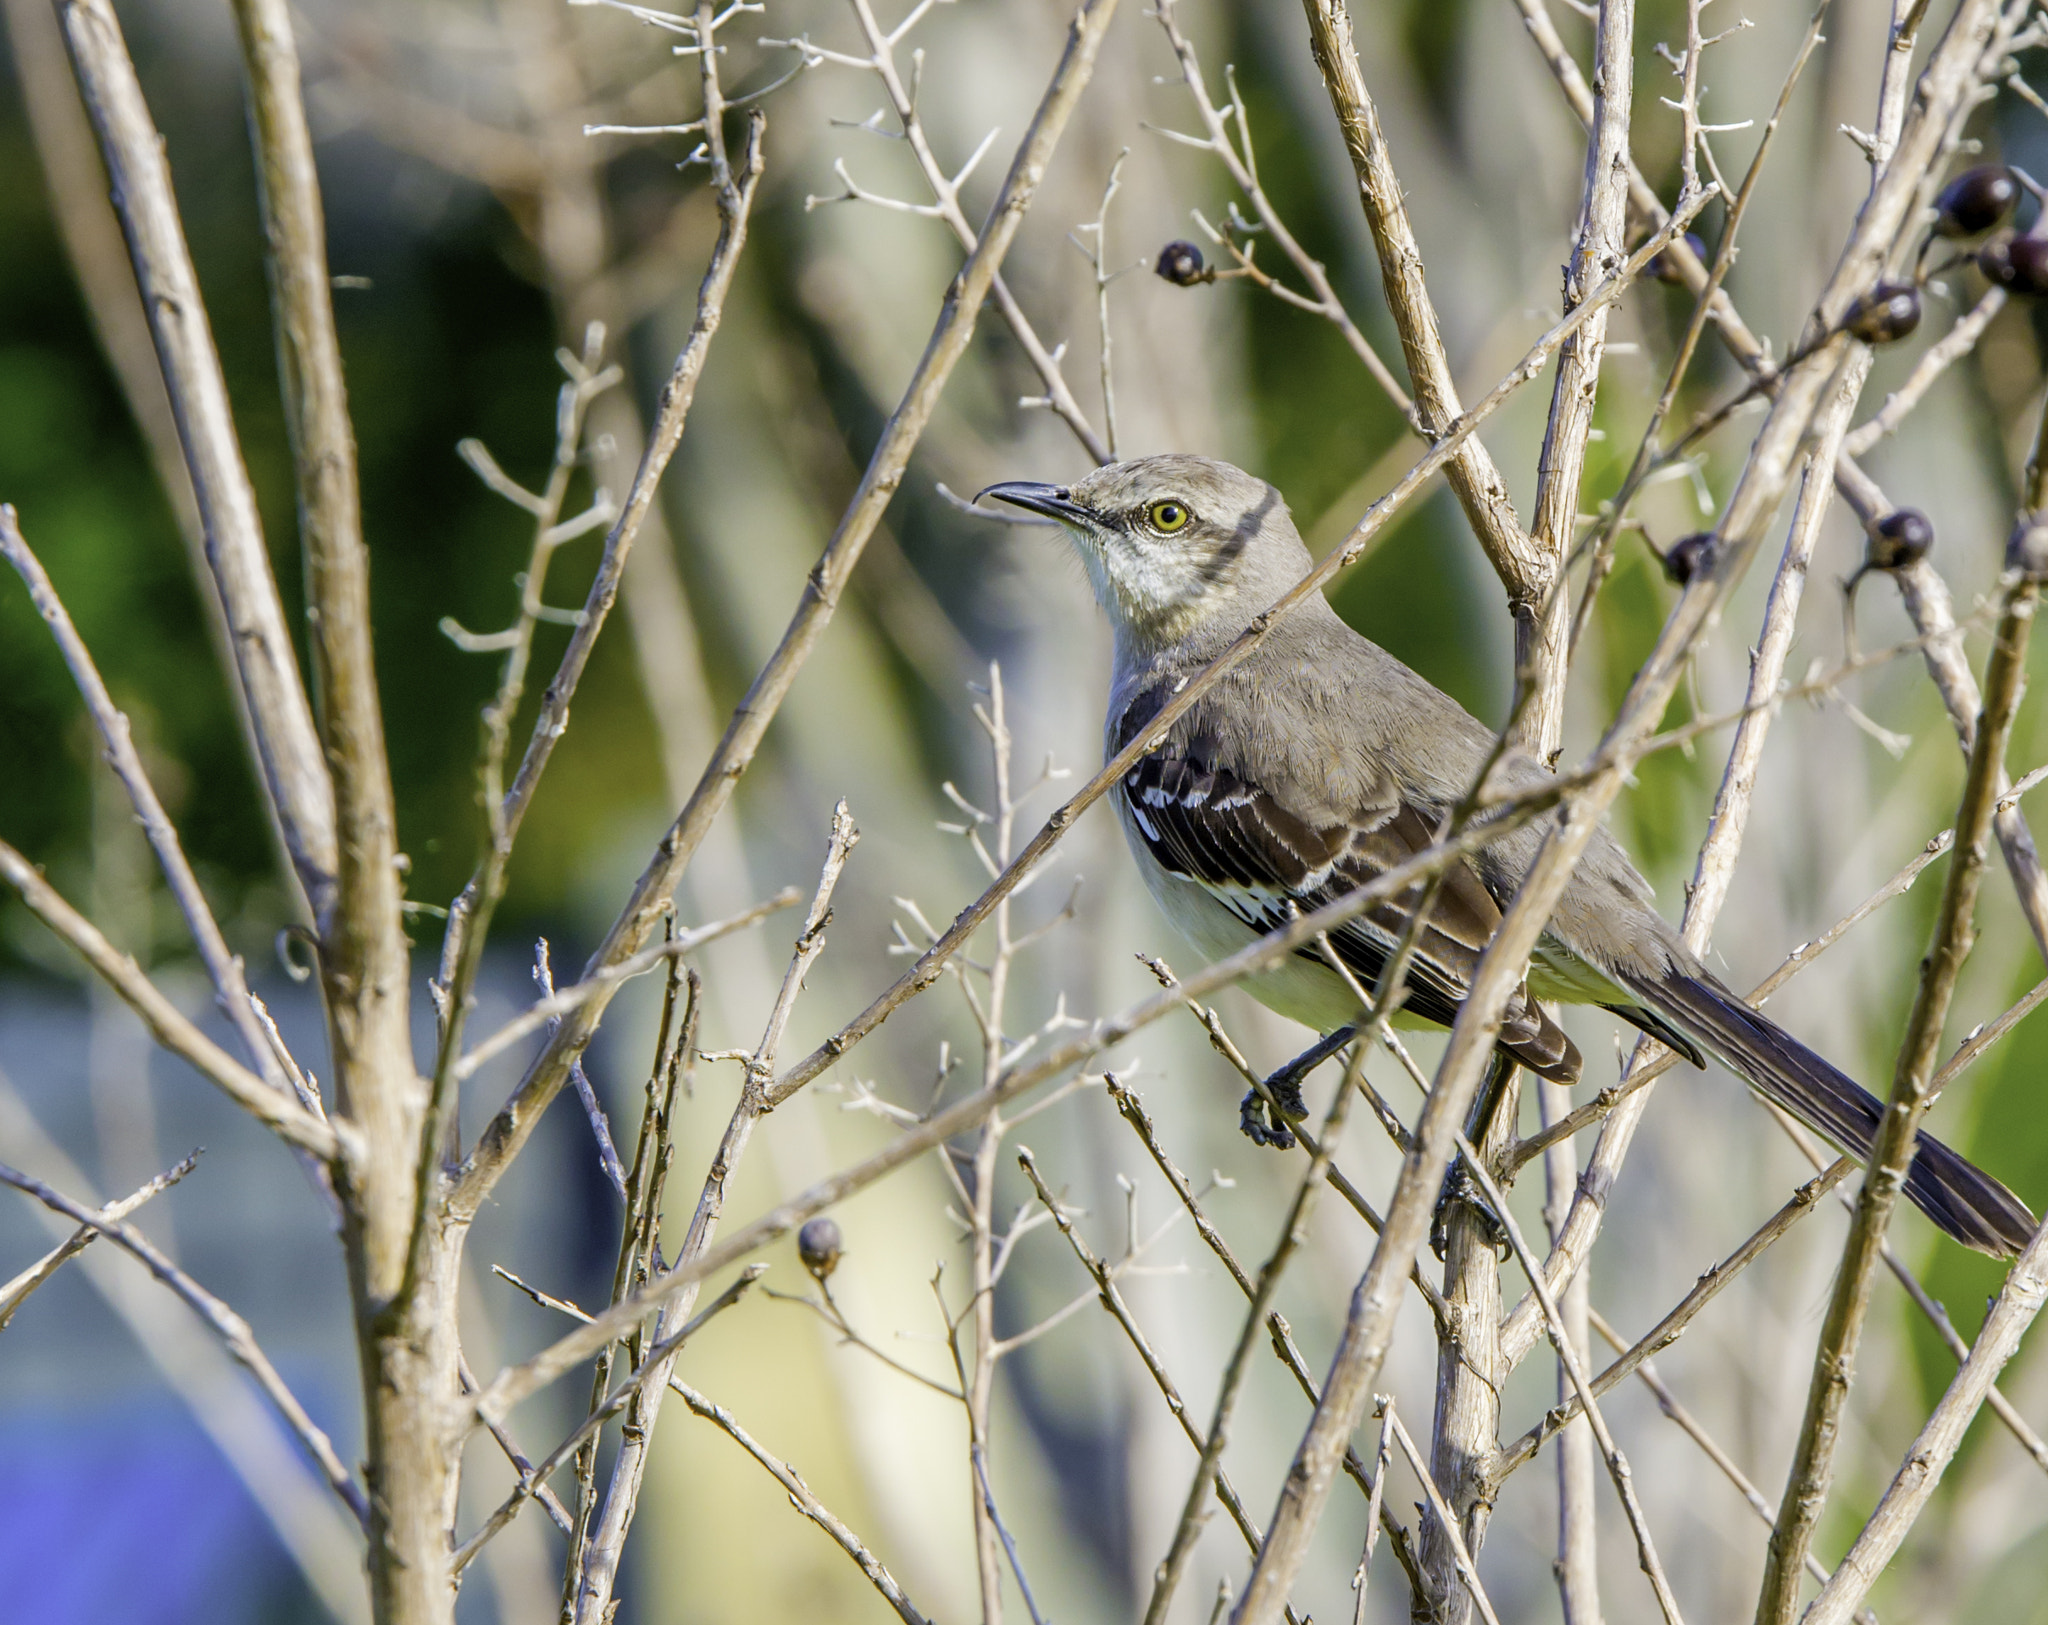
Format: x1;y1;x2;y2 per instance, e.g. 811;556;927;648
1843;281;1922;344
2008;511;2048;579
798;1217;843;1281
1984;233;2048;296
1934;165;2020;238
1662;532;1716;586
1155;240;1209;287
1646;231;1708;285
1866;509;1933;572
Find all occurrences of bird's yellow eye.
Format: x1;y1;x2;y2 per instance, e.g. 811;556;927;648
1148;499;1190;533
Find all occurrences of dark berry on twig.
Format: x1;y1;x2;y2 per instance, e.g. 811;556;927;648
1980;233;2048;296
1662;532;1716;586
798;1216;843;1280
1866;509;1933;573
1154;240;1209;287
1934;165;2020;238
1843;281;1922;344
2008;512;2048;579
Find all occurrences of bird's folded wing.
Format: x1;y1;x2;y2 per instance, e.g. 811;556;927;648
1118;745;1581;1083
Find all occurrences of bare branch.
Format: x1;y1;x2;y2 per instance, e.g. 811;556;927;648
1802;1209;2048;1625
0;1150;198;1330
0;836;338;1160
0;1159;368;1529
1758;565;2038;1622
672;1377;935;1625
1294;0;1541;606
0;509;306;1111
55;0;336;914
1458;1140;1684;1625
567;801;857;1623
452;890;798;1081
456;0;1125;1216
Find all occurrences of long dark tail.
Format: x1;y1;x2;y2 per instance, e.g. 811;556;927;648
1618;968;2035;1258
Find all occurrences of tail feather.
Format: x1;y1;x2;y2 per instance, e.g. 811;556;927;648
1621;969;2035;1259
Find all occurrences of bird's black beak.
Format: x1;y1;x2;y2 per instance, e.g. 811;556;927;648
974;480;1093;525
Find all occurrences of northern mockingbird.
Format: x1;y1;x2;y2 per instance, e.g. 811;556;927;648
982;454;2034;1258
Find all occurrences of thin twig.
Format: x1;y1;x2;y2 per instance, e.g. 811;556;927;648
1151;0;1413;418
672;1377;935;1625
1017;1148;1311;1621
0;836;338;1159
0;1151;199;1330
1384;1408;1506;1625
0;1159;368;1528
55;0;336;917
1758;566;2038;1623
1098;1079;1428;1597
455;1265;767;1573
1458;1140;1685;1624
1801;1209;2048;1625
1585;1311;1880;1625
566;800;857;1623
0;512;307;1111
1143;1041;1364;1625
1497;1156;1854;1478
454;0;1124;1219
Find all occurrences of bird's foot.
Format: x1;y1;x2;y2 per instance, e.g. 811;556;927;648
1238;1088;1298;1150
1431;1160;1509;1260
1237;1027;1354;1150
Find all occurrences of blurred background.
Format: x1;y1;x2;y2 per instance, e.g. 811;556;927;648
4;0;2048;1620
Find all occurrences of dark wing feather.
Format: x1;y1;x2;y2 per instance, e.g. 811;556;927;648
1114;717;1580;1084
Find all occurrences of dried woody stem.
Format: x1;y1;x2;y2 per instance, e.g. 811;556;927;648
1232;4;2010;1614
0;1159;369;1529
1755;454;2047;1625
0;1077;365;1621
1457;1140;1684;1625
555;957;697;1608
1801;1207;2048;1625
216;2;457;1612
568;801;859;1624
1497;1154;1856;1479
0;1150;197;1330
53;0;337;922
455;1263;768;1575
670;1377;934;1625
1428;0;1635;1604
0;833;336;1159
1294;0;1543;619
1151;0;1413;420
0;509;307;1112
1101;1077;1428;1600
445;31;765;1226
1583;1310;1880;1625
1017;1148;1306;1623
815;0;1112;462
454;0;1125;1220
1132;968;1449;1331
428;324;622;1120
1142;1042;1365;1625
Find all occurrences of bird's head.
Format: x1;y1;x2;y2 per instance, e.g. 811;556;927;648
978;455;1304;649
